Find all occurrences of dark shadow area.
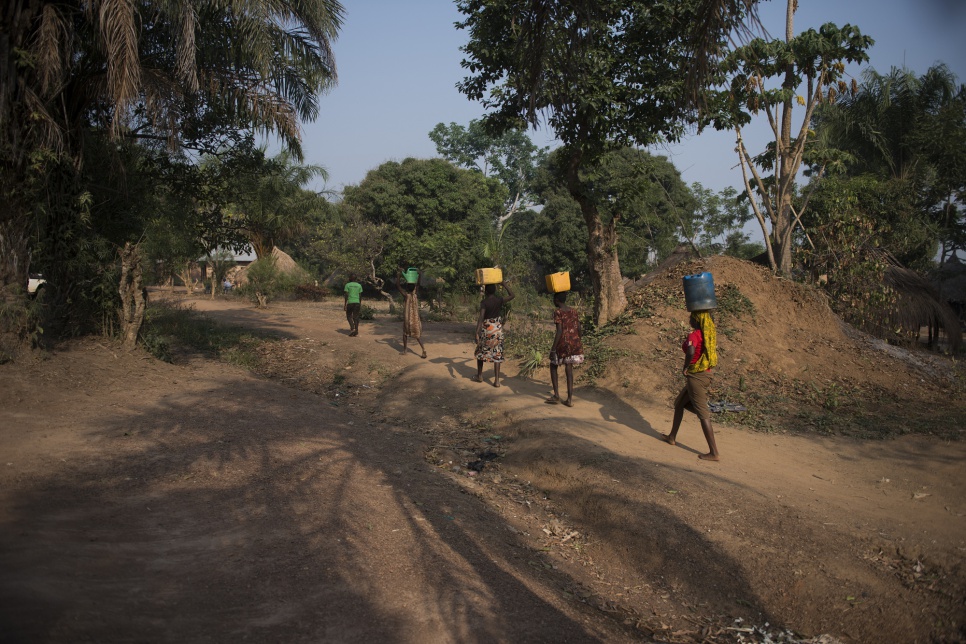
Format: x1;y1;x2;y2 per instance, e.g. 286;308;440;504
0;374;618;643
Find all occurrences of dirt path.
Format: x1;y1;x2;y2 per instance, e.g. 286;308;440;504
1;294;964;642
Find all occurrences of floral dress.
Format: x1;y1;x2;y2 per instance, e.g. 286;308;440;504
551;308;584;365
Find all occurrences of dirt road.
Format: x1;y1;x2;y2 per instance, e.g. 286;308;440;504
1;294;963;642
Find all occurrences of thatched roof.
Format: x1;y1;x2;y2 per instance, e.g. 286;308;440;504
872;250;961;353
232;247;306;286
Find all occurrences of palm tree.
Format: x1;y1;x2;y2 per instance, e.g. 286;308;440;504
229;150;330;260
0;0;344;315
812;65;962;181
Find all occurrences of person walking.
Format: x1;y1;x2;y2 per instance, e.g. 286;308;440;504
546;291;583;407
473;281;514;387
343;275;363;337
396;269;427;358
662;311;721;461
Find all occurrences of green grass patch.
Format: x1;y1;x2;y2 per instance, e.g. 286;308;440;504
142;300;273;367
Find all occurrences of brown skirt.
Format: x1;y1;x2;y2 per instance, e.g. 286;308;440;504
674;370;713;421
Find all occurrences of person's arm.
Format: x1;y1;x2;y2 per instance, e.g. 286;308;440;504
343;287;348;311
683;343;695;374
475;304;486;340
501;281;515;303
551;320;563;355
413;271;420;297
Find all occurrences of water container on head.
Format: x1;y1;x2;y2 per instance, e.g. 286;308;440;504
475;267;503;286
545;271;570;293
683;272;717;311
403;267;419;284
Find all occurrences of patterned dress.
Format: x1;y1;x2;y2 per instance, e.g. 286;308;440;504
551;308;584;365
403;292;421;339
476;318;504;363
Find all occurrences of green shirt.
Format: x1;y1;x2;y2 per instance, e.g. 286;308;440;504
344;282;363;304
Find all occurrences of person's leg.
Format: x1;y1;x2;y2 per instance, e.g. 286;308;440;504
547;363;560;402
563;363;574;406
698;419;720;461
663;386;689;445
690;371;719;461
474;359;484;382
402;330;408;354
347;303;359;335
493;362;501;387
416;336;426;358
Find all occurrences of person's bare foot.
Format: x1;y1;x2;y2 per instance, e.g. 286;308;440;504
421;351;427;359
698;452;720;461
493;381;501;388
472;375;483;383
545;395;560;404
661;434;676;446
562;399;573;407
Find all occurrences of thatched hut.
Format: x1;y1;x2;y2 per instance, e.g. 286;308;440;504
873;251;961;353
231;247;306;286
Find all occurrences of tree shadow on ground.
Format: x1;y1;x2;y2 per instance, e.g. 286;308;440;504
0;373;620;643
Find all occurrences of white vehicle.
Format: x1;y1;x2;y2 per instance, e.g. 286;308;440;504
27;273;46;296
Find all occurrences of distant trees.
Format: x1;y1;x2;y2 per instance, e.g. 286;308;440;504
808;64;966;269
329;158;505;294
429;120;548;230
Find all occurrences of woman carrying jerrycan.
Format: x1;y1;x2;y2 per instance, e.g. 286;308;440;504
661;272;721;461
473;268;514;387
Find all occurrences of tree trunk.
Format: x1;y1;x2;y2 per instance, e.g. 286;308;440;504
0;207;31;302
565;150;626;326
118;242;146;351
773;0;797;276
585;212;626;326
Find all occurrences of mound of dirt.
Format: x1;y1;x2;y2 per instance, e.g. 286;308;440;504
598;255;964;438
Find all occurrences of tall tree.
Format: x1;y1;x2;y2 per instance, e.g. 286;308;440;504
712;0;872;274
1;0;344;342
429;120;548;229
456;0;750;324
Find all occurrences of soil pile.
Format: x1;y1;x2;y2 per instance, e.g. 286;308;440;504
600;255;964;437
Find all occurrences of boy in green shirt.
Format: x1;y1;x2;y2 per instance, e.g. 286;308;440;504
343;277;363;336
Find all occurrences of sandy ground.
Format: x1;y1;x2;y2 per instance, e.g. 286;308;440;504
1;292;963;643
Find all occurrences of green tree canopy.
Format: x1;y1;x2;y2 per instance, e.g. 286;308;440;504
340;158;506;290
429;120;548;227
457;0;751;323
811;64;966;265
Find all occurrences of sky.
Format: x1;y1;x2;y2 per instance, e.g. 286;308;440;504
298;0;966;196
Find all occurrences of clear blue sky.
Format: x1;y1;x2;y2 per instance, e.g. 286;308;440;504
299;0;966;195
